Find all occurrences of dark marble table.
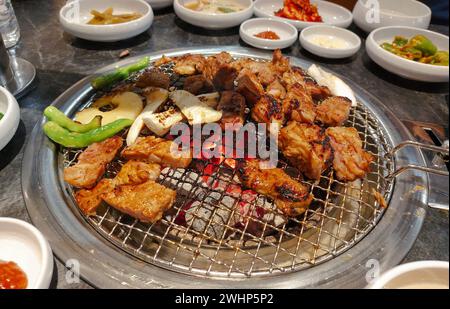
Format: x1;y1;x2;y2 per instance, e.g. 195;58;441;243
1;0;448;289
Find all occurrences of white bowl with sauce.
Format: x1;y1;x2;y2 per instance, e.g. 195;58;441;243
0;86;20;152
367;261;449;289
59;0;154;42
254;0;353;30
0;218;53;289
174;0;254;30
240;18;298;50
300;25;361;58
353;0;431;33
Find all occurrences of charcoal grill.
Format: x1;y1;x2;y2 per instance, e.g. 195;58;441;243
22;47;448;288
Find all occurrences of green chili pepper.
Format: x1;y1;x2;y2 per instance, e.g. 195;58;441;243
409;35;437;56
401;47;422;60
380;43;398;54
0;112;3;121
44;106;101;133
393;36;408;47
91;56;150;90
43;118;133;148
430;50;449;66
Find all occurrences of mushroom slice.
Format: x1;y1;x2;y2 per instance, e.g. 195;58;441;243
142;106;184;137
170;90;222;125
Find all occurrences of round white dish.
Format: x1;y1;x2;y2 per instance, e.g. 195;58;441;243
174;0;254;30
0;86;20;151
0;218;53;289
366;26;449;82
254;0;352;30
300;25;361;58
353;0;431;33
240;18;298;50
59;0;154;42
368;261;449;289
145;0;173;10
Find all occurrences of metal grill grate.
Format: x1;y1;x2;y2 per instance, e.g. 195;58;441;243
62;57;395;278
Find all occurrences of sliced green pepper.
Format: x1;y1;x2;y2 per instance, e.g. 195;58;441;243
44;118;133;148
430;51;449;66
409;35;437;56
44;106;101;133
393;36;408;47
401;47;422;60
381;43;397;54
91;56;150;90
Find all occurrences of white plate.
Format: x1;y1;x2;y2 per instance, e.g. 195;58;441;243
59;0;154;42
300;25;361;58
240;18;298;50
174;0;254;30
366;26;449;82
145;0;173;10
0;86;20;151
254;0;352;30
353;0;431;33
0;218;53;289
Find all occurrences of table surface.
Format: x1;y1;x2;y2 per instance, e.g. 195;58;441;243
1;0;448;289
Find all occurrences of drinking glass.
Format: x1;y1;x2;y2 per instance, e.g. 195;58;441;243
0;0;20;48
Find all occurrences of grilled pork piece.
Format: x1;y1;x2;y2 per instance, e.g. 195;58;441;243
75;161;161;215
135;68;170;89
251;94;285;128
121;136;192;168
183;74;214;95
279;122;332;180
326;127;373;182
216;91;246;128
172;54;206;75
316;96;351;127
267;79;286;99
102;180;176;223
198;52;233;81
283;83;316;124
236;69;265;106
237;160;314;217
64;136;123;189
212;65;238;91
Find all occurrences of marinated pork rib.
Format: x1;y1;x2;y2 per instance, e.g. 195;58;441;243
251;94;285;128
216;91;246;128
316;96;351;127
236;69;265;106
237;160;314;217
183;74;214;95
326;127;373;182
283;83;316;124
75;161;161;215
197;52;233;81
135;68;170;89
267;79;286;99
64;136;123;189
121;136;192;168
172;54;206;75
279;122;332;180
212;65;238;91
102;180;176;223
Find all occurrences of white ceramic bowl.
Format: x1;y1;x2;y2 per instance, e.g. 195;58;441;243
368;261;449;289
0;86;20;151
0;218;53;289
353;0;431;33
366;26;449;82
254;0;352;30
59;0;154;42
240;18;298;50
300;25;361;58
174;0;254;30
145;0;173;10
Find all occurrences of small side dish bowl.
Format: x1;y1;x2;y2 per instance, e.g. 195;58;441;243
368;261;449;289
254;0;353;30
0;86;20;151
240;18;298;50
59;0;154;42
300;25;361;58
353;0;431;33
144;0;173;10
366;26;449;82
174;0;254;30
0;218;53;289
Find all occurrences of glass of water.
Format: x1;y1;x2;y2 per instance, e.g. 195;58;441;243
0;0;20;48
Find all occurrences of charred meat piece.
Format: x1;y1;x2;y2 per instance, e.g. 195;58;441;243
64;136;123;189
183;74;214;95
212;64;238;91
75;161;161;215
135;68;170;89
267;79;286;99
102;180;176;223
173;54;206;75
326;127;373;182
271;49;291;76
316;96;351;127
216;91;246;128
237;160;314;216
251;94;285;128
121;136;192;168
236;69;265;106
279;122;332;180
283;83;316;124
305;79;332;102
198;52;233;81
